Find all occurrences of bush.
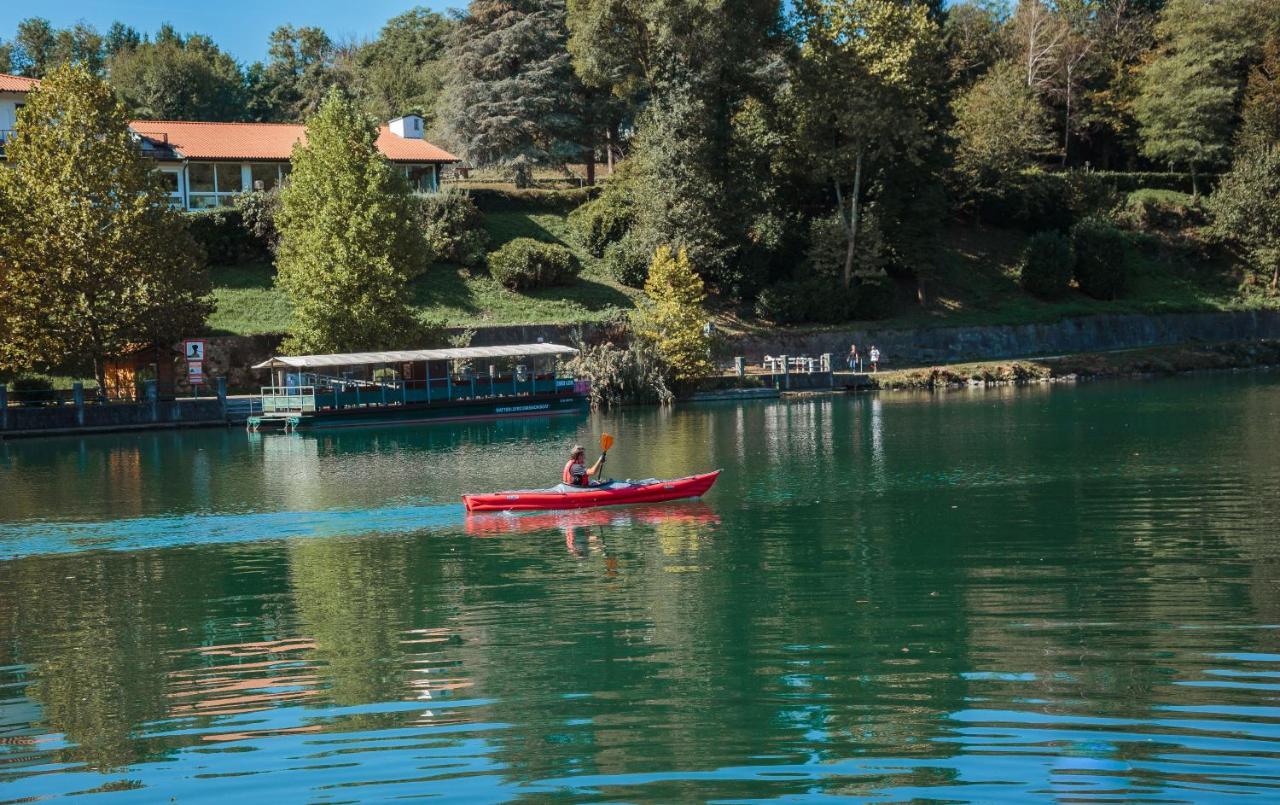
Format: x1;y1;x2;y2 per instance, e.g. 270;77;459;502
185;208;261;265
1020;230;1075;298
488;238;581;290
568;192;634;257
466;186;597;213
235;188;282;254
603;232;651;288
1122;189;1205;231
754;276;859;325
565;339;673;408
9;375;56;406
1072;218;1132;300
417;189;487;267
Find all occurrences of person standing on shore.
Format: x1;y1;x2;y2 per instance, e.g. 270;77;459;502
848;343;860;371
869;346;880;373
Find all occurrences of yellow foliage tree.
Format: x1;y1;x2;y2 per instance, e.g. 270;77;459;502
634;246;713;381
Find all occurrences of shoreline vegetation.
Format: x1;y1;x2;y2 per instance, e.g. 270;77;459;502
858;339;1280;392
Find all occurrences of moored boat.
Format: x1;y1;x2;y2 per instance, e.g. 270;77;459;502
462;470;722;512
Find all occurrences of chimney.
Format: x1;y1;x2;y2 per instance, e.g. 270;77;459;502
389;115;424;140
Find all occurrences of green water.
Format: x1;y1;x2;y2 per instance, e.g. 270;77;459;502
3;374;1280;802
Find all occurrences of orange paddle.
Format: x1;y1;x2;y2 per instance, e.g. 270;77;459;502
599;433;614;478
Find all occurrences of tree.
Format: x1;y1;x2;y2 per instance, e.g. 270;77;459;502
1011;0;1067;95
794;0;941;288
108;29;247;121
103;22;142;57
943;0;1009;89
1135;0;1275;194
356;9;453;125
438;0;591;183
1209;145;1280;289
952;60;1054;188
274;90;428;353
1237;36;1280;152
635;246;713;381
5;18;105;77
0;65;211;390
246;26;345;122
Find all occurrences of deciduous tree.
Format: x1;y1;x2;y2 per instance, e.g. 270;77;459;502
794;0;941;288
1209;145;1280;290
274;90;428;353
0;65;211;389
108;28;247;121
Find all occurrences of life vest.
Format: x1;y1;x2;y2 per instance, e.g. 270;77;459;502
563;459;585;486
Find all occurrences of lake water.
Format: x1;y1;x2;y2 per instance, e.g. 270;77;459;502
3;373;1280;802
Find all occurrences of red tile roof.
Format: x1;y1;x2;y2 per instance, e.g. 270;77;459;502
128;120;458;163
0;73;40;93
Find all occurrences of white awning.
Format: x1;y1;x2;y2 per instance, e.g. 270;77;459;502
252;343;578;370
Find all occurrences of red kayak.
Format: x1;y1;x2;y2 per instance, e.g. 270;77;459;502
462;470;721;512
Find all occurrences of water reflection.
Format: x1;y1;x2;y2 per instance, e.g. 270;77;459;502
1;374;1279;800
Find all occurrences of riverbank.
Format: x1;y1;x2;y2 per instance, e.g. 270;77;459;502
866;339;1280;390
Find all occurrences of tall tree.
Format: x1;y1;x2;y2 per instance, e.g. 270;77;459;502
951;60;1054;191
1209;145;1280;289
246;26;345;122
794;0;941;288
1237;36;1280;152
6;17;105;77
0;65;211;389
1136;0;1275;193
356;8;453;124
943;0;1009;90
107;29;247;121
438;0;590;184
274;90;428;353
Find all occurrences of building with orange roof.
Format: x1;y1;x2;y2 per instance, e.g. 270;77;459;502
0;73;459;210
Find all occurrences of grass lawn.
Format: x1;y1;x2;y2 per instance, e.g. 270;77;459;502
207;209;640;336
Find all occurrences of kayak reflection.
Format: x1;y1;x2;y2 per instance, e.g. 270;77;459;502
464;501;721;538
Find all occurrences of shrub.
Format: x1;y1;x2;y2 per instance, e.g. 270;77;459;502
604;233;651;288
568;192;634;257
754;276;859;325
235;187;282;254
564;339;673;408
488;238;580;290
1122;189;1204;231
185;208;260;265
9;376;56;406
1020;230;1075;298
417;189;487;267
466;186;597;213
1072;218;1132;300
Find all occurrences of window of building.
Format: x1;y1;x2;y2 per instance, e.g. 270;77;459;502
250;163;281;191
188;163;215;193
188;161;246;208
215;163;243;194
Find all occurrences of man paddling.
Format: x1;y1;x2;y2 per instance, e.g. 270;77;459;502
563;444;605;487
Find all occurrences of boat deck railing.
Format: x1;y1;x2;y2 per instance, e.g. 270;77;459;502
260;375;586;414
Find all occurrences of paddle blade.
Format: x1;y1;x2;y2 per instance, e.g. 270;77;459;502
600;433;615;453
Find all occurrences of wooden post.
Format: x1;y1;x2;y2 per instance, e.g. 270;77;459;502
781;355;790;390
73;382;85;426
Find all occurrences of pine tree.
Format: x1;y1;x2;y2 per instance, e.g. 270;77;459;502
438;0;589;183
635;246;713;381
0;64;211;389
274;89;428;353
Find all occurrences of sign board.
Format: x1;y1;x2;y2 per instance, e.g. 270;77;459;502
188;362;204;384
183;339;206;362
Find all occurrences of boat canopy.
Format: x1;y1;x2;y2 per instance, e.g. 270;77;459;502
252;343;578;371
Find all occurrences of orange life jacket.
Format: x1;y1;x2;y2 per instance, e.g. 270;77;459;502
563;459;585;486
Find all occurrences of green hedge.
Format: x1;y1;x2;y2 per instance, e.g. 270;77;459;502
488;238;581;290
466;186;599;213
184;208;266;266
1020;230;1075;299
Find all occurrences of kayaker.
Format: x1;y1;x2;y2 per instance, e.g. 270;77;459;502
563;445;604;487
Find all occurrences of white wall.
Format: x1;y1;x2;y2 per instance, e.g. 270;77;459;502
0;92;25;133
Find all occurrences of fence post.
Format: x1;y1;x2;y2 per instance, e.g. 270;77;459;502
781;354;790;390
734;357;745;378
0;384;7;430
216;377;227;419
72;382;85;426
146;380;159;422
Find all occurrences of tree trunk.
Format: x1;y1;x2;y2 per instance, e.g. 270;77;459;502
1062;76;1071;167
1191;163;1199;199
93;353;107;402
840;150;864;290
585;143;596;187
1272;263;1279;291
